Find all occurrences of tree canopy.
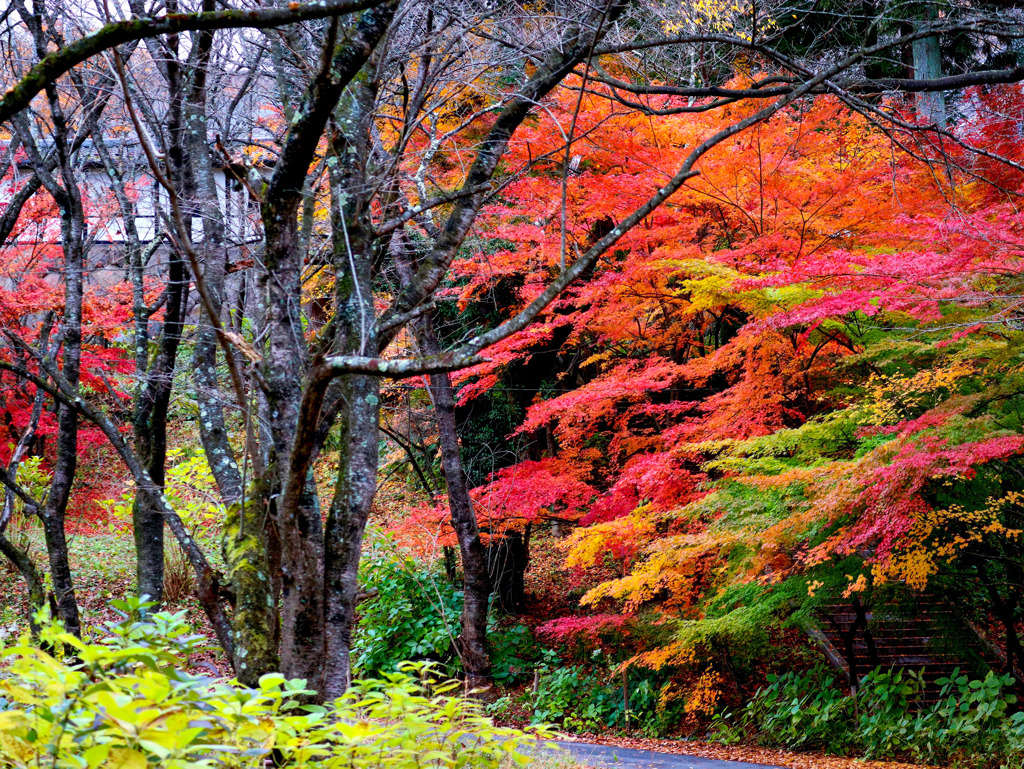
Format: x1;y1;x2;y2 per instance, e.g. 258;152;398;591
2;0;1024;713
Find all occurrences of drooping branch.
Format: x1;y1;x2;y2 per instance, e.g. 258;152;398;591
584;63;1024;102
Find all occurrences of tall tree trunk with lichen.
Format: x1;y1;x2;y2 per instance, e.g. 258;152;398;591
187;5;245;510
184;18;278;684
322;73;380;699
223;483;279;685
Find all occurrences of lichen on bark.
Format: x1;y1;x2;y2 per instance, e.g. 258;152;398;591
223;492;278;685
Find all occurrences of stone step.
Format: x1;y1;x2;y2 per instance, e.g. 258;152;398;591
807;602;1010;705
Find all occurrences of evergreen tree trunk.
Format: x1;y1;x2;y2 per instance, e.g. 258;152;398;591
913;6;946;126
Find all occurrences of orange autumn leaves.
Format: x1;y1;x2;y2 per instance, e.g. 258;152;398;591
394;77;1024;637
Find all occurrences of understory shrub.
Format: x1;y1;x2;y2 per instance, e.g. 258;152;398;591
527;654;682;736
728;668;853;753
353;540;543;681
712;665;1024;768
0;599;548;769
354;543;463;676
488;623;537;684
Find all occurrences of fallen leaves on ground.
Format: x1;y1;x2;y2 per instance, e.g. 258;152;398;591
554;733;932;769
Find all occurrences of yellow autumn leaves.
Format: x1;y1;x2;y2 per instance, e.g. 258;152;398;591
875;491;1024;591
861;361;976;426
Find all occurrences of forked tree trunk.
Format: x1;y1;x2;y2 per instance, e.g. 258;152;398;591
256;7;396;694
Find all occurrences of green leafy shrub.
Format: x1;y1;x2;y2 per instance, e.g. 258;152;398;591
907;669;1024;768
726;667;854;753
531;663;611;729
99;448;225;535
856;667;927;758
715;665;1024;767
353;541;463;676
0;599;549;769
353;539;544;683
488;623;538;684
528;653;680;736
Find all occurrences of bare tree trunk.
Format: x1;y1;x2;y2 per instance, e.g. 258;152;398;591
8;1;87;632
323;373;379;698
488;528;529;614
261;211;326;692
187;6;245;507
0;533;45;637
412;311;493;692
131;45;193;606
131;251;188;606
323;81;380;697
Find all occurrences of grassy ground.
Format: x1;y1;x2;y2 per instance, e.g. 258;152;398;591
0;520;223;657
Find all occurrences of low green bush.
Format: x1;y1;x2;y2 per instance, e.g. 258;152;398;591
0;599;548;769
354;543;463;676
712;665;1024;768
903;669;1024;768
353;540;544;683
526;653;681;736
727;668;854;753
531;662;618;730
488;623;538;685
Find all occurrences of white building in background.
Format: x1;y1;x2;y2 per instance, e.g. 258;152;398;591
0;138;261;291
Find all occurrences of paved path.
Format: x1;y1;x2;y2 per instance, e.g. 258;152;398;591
546;741;786;769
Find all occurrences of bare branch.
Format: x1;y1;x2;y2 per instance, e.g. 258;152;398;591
0;0;388;124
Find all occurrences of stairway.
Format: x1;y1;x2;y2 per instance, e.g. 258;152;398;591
808;601;998;705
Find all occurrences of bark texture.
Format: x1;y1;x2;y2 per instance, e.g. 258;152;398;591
413;312;493;691
322;69;382;698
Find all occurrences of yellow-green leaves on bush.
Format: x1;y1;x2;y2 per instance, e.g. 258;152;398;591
0;599;550;769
